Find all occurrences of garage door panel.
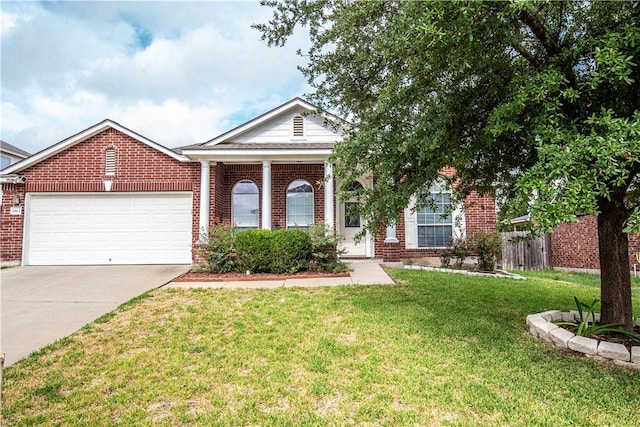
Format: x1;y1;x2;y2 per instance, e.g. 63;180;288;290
27;193;192;265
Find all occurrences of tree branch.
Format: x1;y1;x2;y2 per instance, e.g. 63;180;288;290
518;8;562;57
511;42;540;68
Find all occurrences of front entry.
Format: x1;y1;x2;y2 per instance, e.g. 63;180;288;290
339;181;369;257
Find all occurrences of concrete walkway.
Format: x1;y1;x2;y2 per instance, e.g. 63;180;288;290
1;265;189;367
1;262;393;366
165;261;395;289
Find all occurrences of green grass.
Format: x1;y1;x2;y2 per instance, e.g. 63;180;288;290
520;268;640;289
2;269;639;426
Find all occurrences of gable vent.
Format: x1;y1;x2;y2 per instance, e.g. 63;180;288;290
292;115;304;137
105;148;116;176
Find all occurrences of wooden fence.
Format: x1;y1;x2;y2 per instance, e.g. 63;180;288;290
501;231;551;271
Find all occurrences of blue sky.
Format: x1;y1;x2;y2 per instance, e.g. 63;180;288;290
1;1;311;154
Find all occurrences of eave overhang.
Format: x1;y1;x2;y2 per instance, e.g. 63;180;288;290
181;148;333;163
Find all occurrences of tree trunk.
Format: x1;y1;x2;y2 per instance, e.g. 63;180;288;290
597;196;633;331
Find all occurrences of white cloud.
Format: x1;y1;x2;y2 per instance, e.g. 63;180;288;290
0;1;311;153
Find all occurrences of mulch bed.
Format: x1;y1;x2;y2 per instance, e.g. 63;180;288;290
174;270;350;282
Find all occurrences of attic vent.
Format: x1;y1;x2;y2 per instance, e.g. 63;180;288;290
105;148;116;176
293;115;304;137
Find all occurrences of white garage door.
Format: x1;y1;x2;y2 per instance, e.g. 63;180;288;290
26;193;193;265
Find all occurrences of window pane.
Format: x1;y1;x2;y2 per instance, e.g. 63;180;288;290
418;225;452;247
346;181;363;192
232;181;259;227
234;181;259;194
1;155;11;169
287;180;313;227
344;202;361;228
416;178;453;247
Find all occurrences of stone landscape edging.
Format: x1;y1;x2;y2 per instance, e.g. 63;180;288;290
403;264;525;280
526;310;640;370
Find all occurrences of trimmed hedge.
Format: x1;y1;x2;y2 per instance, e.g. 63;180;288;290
235;229;273;273
199;224;346;275
270;229;312;274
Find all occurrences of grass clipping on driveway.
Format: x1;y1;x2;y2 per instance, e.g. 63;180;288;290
3;270;640;426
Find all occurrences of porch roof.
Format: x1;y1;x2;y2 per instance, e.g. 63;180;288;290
180;142;335;151
181;142;334;163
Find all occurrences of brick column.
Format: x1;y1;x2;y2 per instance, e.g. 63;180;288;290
383;221;400;261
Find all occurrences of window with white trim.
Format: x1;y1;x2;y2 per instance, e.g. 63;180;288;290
232;180;259;230
286;179;313;229
416;179;453;247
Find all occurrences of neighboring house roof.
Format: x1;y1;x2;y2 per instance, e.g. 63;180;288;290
510;214;531;225
0;141;31;159
1;119;189;175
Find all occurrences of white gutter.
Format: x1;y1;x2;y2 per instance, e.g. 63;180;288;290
0;175;27;184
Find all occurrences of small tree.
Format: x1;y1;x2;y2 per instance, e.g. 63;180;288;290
472;231;503;272
200;222;236;273
256;0;640;330
450;236;473;268
308;222;348;273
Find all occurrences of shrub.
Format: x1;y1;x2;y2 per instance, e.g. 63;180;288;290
439;250;453;267
308;222;348;273
554;297;640;340
199;222;236;273
235;229;273;273
270;229;312;274
472;230;502;271
450;236;473;268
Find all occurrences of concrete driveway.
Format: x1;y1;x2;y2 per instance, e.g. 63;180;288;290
1;265;189;367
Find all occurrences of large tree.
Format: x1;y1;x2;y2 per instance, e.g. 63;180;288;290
256;0;640;329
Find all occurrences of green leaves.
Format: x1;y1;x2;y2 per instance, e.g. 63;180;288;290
510;107;640;232
554;297;640;340
256;1;640;323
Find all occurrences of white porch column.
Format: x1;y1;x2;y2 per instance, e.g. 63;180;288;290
198;161;210;242
262;160;272;230
385;221;398;243
324;162;334;231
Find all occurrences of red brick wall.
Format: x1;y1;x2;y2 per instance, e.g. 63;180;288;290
222;163;263;225
1;128;199;264
551;215;640;270
272;163;326;229
212;163;225;222
377;191;497;261
214;163;331;230
2;129;503;265
1;184;26;262
375;168;497;261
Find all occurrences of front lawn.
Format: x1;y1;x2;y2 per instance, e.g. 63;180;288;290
2;269;639;425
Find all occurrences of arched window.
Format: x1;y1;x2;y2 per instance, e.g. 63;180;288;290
346;181;363;192
232;180;259;230
416;178;453;247
286;179;313;229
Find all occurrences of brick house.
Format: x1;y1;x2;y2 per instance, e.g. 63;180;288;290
551;216;640;272
0;98;496;266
